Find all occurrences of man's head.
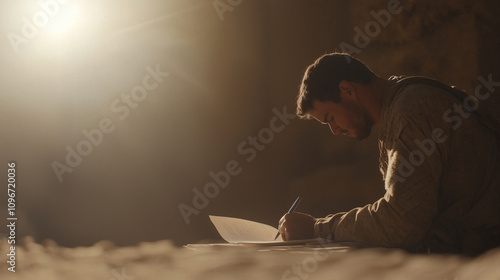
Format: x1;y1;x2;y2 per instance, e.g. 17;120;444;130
296;53;380;140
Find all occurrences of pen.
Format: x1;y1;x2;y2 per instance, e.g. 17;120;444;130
274;196;302;240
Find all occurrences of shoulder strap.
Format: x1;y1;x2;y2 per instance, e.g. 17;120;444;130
393;76;500;139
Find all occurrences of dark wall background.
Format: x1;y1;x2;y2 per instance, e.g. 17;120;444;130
0;0;499;246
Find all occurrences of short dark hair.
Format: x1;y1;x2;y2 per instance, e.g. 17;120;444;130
296;53;376;119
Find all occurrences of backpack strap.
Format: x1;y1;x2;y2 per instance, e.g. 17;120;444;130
392;76;500;139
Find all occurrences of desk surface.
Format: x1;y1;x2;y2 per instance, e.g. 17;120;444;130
2;237;499;280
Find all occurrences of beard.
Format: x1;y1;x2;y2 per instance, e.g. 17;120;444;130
352;115;373;140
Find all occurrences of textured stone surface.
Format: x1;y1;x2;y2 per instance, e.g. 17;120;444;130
2;237;500;280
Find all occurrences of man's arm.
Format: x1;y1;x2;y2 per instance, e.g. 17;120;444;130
282;88;450;249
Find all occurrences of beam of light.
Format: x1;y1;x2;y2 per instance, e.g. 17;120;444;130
110;4;205;37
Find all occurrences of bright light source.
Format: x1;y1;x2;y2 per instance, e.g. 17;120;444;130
45;4;80;34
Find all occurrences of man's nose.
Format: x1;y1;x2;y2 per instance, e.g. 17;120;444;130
328;123;341;135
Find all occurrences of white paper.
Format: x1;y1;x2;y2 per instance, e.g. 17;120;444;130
209;215;283;243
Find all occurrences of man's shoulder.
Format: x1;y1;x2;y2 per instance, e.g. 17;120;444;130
385;76;458;119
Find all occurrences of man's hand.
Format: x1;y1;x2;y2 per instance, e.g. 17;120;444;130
278;212;316;241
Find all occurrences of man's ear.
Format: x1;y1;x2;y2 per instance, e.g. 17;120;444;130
338;80;356;101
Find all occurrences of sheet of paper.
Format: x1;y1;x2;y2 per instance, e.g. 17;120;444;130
209;215;283;243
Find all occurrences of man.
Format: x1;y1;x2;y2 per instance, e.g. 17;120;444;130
278;52;500;255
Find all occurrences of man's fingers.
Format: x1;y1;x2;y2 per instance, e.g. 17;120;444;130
276;212;316;241
278;216;286;234
279;213;292;224
278;215;290;240
279;226;289;241
278;212;317;241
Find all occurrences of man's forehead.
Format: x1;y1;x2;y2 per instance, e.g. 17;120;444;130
309;100;329;123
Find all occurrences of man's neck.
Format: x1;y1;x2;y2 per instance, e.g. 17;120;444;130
357;76;387;126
